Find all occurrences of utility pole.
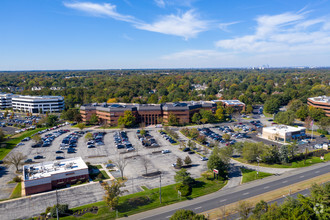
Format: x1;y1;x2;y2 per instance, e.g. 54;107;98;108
56;188;59;220
159;173;162;204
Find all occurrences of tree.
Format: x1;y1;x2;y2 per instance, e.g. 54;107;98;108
76;123;86;131
236;200;252;220
207;151;228;179
287;142;298;159
84;132;93;141
215;107;225;122
251;200;268;219
308;106;326;121
242;142;264;163
176;157;183;169
4;152;26;171
274;110;295;125
89;113;99;125
280;145;289;164
32;134;41;144
46;115;58;127
170;209;207;220
318;117;330;130
118;110;136;128
191;112;201;124
114;157;128;179
102;181;126;210
304;116;313;130
50;204;70;218
184;156;192;166
200;109;217;123
264;98;281;114
168;113;178;126
174;168;194;186
0;128;5;142
296;105;309;120
222;133;230;141
245;104;253;114
187;140;196;149
141;156;151;175
288;99;304;112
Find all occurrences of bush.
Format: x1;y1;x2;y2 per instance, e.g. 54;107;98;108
127;196;151;207
317;129;328;135
50;204;70;217
13;176;21;182
176;183;192;197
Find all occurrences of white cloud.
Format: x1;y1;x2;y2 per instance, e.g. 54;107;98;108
162;49;226;60
63;2;137;23
154;0;166;8
64;2;209;39
218;21;240;32
135;10;209;39
215;12;330;54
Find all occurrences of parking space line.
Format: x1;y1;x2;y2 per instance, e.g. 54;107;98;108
220;199;227;202
243;192;249;195
194;206;202;210
282;180;288;183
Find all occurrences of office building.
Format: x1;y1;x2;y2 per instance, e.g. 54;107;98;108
0;93;14;109
12;95;64;113
262;125;306;143
307;96;330;117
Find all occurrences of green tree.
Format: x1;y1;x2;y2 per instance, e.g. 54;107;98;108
0;128;5;142
215;107;225;122
89;113;99;125
207;147;229;179
46;115;58;127
102;181;126;210
118;110;136;128
242;142;264;163
76;123;86;131
32;134;42;144
288;99;304;112
168;113;178;126
84;132;93;141
184;156;192;166
245;104;253;114
222;133;230;141
251;200;268;219
170;209;207;220
318;117;330;130
200;109;217;123
176;157;183;168
264;98;281;114
296;105;309;120
287;142;298;160
191;112;201;124
174;168;195;186
274;110;295;125
308;106;326;121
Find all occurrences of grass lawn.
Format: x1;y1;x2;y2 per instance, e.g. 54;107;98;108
234;152;330;168
60;173;226;219
10;182;21;199
0;127;46;160
95;165;102;169
305;130;330;140
100;170;110;179
240;168;273;183
89;168;110;182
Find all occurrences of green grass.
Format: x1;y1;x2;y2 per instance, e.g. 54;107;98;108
305;130;330;140
9;182;22;199
263;112;274;118
100;170;110;179
240;168;273;183
59;174;226;220
0;127;46;160
141;186;148;191
234;152;330;168
95;165;102;169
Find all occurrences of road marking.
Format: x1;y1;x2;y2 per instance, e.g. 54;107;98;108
282;180;288;183
315;171;320;173
264;186;270;189
166;215;172;218
194;206;202;210
300;175;305;178
243;192;249;195
220;199;227;202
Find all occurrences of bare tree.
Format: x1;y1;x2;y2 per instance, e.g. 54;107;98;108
5;152;26;172
141;156;151;175
114;156;128;180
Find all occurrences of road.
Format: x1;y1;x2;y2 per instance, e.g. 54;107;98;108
122;161;329;220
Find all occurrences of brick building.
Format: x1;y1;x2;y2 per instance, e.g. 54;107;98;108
307;96;330;117
80;101;217;126
23;157;88;195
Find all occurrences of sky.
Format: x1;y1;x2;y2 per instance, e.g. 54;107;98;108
1;0;330;70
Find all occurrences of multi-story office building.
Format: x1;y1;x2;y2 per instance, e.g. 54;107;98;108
307;96;330;117
80;101;217;126
12;95;64;113
0;93;14;109
23;157;89;195
216;100;246;112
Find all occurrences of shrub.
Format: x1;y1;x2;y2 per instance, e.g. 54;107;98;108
50;204;70;217
176;183;192;197
127;196;151;207
317;129;328;135
13;176;21;182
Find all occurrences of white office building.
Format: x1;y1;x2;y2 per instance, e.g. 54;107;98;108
262;125;306;143
0;93;14;109
12;95;64;113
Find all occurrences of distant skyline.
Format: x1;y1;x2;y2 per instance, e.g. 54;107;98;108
1;0;330;71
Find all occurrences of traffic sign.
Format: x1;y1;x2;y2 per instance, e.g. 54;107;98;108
213;169;218;174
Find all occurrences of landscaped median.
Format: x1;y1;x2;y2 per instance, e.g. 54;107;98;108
202;173;330;219
53;172;227;219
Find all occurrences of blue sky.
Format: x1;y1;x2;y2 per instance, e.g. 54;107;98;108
1;0;330;70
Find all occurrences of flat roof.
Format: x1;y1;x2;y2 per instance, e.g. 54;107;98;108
263;125;306;136
23;157;87;181
219;100;245;105
308;96;330;104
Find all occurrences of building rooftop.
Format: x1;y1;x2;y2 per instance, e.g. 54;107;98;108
219;100;245;105
263;125;306;136
12;95;64;101
308;96;330;104
23;157;87;181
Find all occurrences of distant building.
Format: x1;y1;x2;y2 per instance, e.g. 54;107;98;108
307;96;330;117
12;95;64;113
31;86;44;91
262;125;306;143
80;101;217;126
0;93;14;109
23;157;89;195
216;100;246;112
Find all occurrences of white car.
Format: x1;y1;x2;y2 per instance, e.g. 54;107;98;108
162;149;171;154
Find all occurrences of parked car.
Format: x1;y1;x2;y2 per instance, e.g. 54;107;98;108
106;164;115;168
162;149;171;154
56;156;65;160
55;150;64;154
67;148;75;153
183;147;191;152
87;145;95;148
34;155;43;159
22;137;31;141
200;157;208;161
24;159;33;163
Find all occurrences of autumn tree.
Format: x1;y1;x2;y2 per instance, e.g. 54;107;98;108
102;181;126;210
118;110;136;128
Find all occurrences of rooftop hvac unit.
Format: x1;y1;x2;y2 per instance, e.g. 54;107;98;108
54;162;60;166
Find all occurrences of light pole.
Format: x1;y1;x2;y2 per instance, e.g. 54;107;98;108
256;156;261;178
159;173;162;204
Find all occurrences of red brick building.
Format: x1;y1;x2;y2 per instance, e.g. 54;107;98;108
307;96;330;117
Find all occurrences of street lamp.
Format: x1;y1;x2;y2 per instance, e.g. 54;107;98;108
256;156;261;178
